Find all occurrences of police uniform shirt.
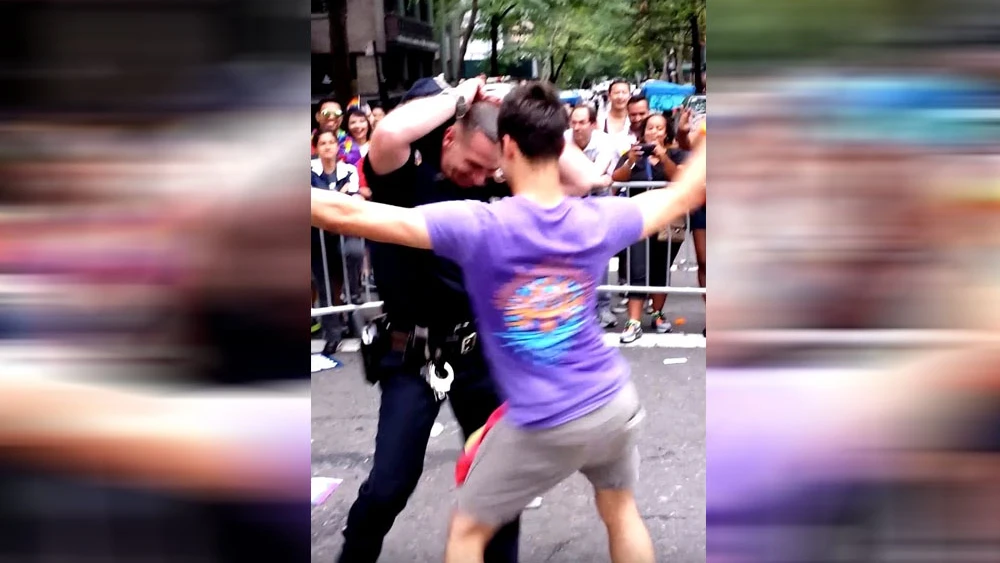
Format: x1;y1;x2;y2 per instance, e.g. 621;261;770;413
362;121;510;328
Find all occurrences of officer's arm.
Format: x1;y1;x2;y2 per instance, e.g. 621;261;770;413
633;139;706;239
368;79;485;175
311;188;432;249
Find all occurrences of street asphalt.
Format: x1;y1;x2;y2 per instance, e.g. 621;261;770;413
311;242;706;563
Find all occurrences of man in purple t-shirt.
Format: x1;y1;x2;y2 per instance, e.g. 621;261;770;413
312;82;706;563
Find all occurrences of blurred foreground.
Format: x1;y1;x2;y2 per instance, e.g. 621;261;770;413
0;1;311;561
707;0;1000;560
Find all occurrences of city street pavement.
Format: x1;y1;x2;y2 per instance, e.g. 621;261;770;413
311;344;705;563
311;245;706;563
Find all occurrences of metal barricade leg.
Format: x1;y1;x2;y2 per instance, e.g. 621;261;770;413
315;231;347;350
340;235;353;305
645;234;651;307
319;232;334;311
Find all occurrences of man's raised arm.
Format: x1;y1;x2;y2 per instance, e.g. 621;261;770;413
311;188;432;249
633;136;706;239
368;78;485;175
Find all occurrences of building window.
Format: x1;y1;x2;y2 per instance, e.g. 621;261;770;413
312;0;327;14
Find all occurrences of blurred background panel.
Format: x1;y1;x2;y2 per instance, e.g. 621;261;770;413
0;0;311;562
708;0;1000;561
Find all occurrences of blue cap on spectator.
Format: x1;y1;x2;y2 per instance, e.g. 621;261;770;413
401;77;447;103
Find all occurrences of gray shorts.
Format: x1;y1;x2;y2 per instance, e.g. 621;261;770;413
456;382;645;526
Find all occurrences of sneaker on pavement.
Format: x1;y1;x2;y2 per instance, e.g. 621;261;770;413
652;312;672;333
598;308;618;328
611;300;628;314
620;319;643;343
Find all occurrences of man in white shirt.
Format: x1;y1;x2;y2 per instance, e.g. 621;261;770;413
598;79;632;138
566;104;619;328
567;105;616;185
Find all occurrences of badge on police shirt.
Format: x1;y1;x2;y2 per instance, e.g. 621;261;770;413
414;149;423;166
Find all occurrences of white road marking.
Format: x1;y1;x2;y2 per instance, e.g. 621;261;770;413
603;333;706;348
429;422;445;438
338;339;361;353
662;357;689;365
311;353;340;372
318;333;707;353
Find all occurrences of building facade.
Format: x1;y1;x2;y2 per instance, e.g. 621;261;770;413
312;0;439;107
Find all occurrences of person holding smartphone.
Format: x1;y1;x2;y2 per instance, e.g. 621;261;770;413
610;113;689;342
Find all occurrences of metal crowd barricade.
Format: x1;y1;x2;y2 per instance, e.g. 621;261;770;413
598;181;706;297
310;180;705;319
311;233;381;318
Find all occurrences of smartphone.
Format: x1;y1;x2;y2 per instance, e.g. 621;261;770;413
638;143;656;156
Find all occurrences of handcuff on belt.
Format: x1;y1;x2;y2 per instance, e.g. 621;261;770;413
388;322;478;401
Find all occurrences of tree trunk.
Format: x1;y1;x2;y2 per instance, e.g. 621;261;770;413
489;14;500;76
489;5;516;77
552;50;569;83
689;14;704;94
438;2;451;82
660;48;669;80
450;19;461;81
328;0;352;104
458;0;479;78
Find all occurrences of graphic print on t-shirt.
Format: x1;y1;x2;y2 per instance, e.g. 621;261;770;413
493;262;592;366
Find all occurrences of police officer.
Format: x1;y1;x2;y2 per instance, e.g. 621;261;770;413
338;76;597;563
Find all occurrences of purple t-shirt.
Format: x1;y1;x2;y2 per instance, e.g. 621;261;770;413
421;195;644;429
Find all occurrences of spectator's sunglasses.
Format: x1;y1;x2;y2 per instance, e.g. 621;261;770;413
321;108;343;119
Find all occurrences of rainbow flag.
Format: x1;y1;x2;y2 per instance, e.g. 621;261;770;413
347;96;371;115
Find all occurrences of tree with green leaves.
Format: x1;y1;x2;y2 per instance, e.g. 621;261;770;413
436;0;704;87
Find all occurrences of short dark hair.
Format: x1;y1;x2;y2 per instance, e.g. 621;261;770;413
627;94;648;108
571;104;597;123
344;107;371;140
317;97;341;110
609;79;630;94
498;81;567;161
312;128;338;148
458;102;500;143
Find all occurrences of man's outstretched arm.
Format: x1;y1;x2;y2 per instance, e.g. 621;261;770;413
311;188;432;249
633;136;706;239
